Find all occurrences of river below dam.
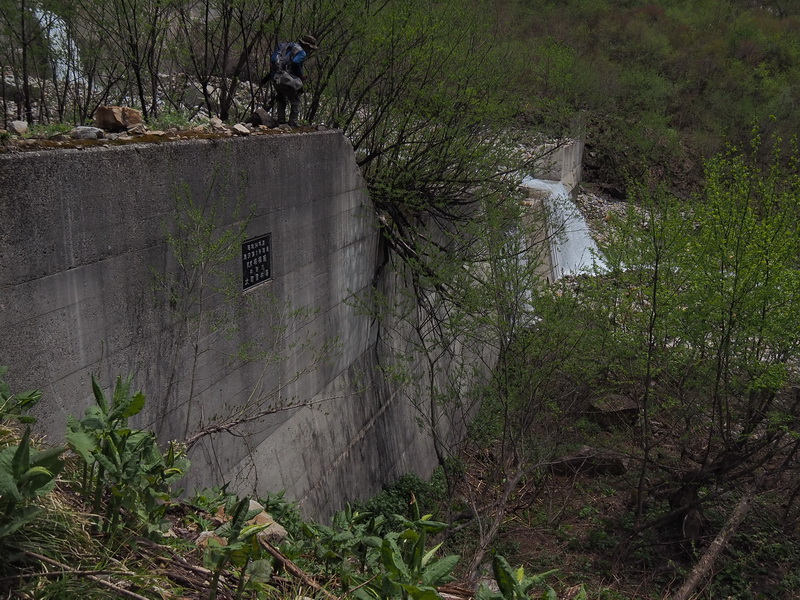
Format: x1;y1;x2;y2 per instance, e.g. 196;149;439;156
522;176;605;280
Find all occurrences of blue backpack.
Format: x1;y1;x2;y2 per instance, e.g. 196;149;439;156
272;42;300;73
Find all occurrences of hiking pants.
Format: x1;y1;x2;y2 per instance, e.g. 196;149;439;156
275;83;301;123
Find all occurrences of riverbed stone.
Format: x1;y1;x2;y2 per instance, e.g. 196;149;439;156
9;120;28;136
588;394;639;429
94;105;143;132
71;126;105;140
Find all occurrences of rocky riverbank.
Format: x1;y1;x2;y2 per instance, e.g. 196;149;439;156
1;110;323;154
574;185;630;244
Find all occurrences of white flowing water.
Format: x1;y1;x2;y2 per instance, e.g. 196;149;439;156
521;176;605;280
34;7;83;83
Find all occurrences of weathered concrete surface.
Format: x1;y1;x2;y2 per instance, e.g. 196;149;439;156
0;131;437;519
523;139;592;281
531;139;584;191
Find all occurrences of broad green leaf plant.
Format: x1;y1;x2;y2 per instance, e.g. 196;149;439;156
203;495;272;600
476;554;567;600
66;374;190;536
0;368;66;543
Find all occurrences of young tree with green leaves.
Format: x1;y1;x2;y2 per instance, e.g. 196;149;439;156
171;0;279;121
578;133;800;587
72;0;174;120
152;173;338;500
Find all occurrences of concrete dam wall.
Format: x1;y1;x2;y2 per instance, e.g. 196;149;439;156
0;130;438;519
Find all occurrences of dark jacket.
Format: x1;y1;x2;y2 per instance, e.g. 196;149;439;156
270;42;308;79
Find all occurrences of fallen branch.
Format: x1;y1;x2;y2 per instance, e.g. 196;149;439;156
667;476;763;600
0;569;131;583
22;551;151;600
258;538;338;600
137;535;213;577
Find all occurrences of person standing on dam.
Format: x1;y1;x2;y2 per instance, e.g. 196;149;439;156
265;34;319;128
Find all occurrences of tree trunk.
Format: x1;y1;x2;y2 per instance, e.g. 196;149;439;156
668;478;762;600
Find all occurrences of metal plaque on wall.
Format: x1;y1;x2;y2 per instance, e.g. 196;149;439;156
242;234;271;290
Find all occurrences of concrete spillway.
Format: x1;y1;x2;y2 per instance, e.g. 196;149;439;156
521;176;604;280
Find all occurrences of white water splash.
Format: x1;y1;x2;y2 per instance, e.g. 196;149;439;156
34;7;83;84
521;176;605;280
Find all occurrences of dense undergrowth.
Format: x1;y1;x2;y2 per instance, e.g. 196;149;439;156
0;369;574;600
6;362;800;599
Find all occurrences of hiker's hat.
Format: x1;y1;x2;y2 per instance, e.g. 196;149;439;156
299;34;319;50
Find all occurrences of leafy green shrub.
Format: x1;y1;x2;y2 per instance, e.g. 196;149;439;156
0;426;65;541
0;368;66;543
476;554;563;600
356;471;447;526
203;495;272;600
310;501;459;600
148;110;191;130
0;366;42;424
66;374;190;536
259;489;304;537
372;512;459;600
586;527;616;551
298;505;386;582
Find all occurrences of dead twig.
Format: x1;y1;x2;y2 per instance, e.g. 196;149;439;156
0;569;132;583
22;551;151;600
258;538;338;600
666;475;765;600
